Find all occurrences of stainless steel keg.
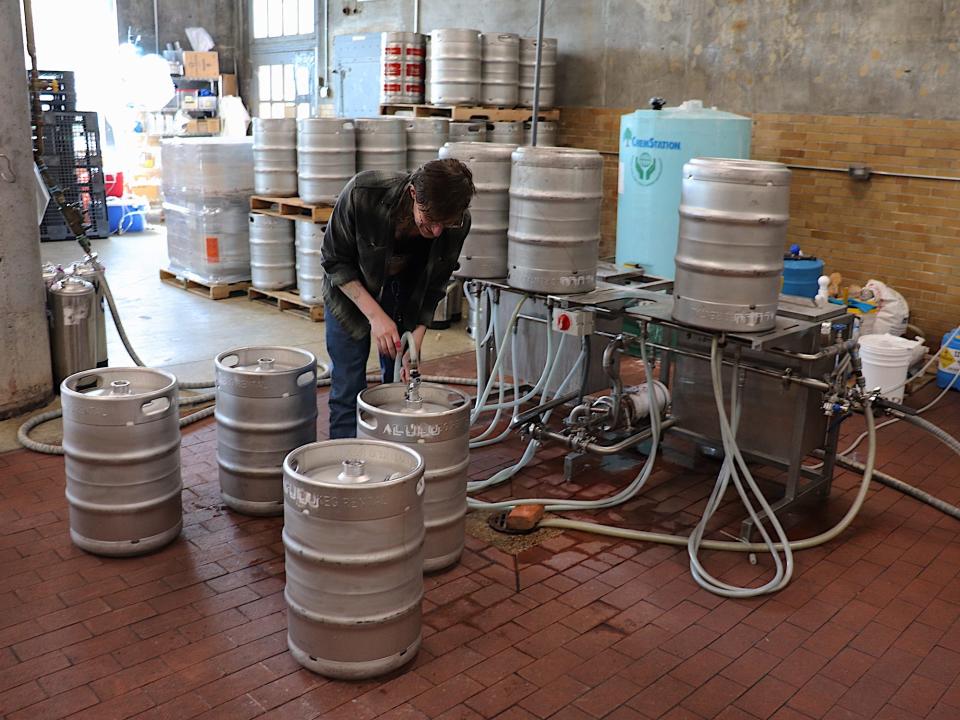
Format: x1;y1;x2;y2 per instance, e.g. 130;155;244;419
519;36;558;108
439;142;514;279
480;32;519;107
253;118;298;197
507;146;603;294
49;277;98;386
62;367;182;556
429;28;481;105
381;32;426;104
67;258;108;368
354;117;408;173
297;118;356;204
489;120;522;145
216;347;318;516
522;120;557;147
249;213;296;290
449;121;487;143
673;158;792;332
406;117;450;170
295;221;325;306
357;382;470;571
283;440;425;679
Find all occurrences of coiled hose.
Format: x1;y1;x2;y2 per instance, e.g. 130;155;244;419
539;401;878;558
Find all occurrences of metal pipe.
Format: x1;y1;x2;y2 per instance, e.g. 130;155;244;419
530;0;545;146
786;163;960;183
602;336;624;429
22;0;42;156
534;418;677;455
153;0;160;54
323;0;330;87
413;0;419;34
643;340;831;391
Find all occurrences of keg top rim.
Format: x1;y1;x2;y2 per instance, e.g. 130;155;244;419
357;381;471;418
512;145;603;166
685;157;792;184
216;346;317;374
520;36;559;45
429;27;482;35
61;367;177;399
51;276;94;294
354;116;407;125
284;439;424;488
440;141;518;158
407;117;451;127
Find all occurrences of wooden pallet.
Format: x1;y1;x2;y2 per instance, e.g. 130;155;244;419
380;103;560;123
247;287;324;322
250;196;333;223
159;268;249;300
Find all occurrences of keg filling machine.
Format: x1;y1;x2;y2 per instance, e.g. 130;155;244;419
460;271;898;597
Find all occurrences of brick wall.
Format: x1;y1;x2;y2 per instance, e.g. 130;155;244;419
558;107;960;340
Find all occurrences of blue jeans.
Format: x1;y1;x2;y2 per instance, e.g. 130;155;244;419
325;278;408;439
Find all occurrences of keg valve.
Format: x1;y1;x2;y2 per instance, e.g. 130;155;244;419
338;459;371;484
109;380;132;395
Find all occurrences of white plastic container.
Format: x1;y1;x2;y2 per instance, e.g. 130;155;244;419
857;334;922;403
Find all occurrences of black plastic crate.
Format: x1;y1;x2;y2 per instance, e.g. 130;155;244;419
32;90;77;113
36;111;101;160
29;69;76;94
41;194;109;241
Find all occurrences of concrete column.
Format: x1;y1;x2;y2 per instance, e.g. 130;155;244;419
0;1;54;418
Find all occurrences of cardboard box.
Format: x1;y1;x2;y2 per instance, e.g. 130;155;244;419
183;118;222;135
220;73;238;97
183;51;219;78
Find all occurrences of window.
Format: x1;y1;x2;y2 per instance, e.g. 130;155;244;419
256;62;311;118
252;0;314;39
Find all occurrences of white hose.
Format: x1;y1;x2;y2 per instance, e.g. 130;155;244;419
685;339;794;597
392;331;420;383
470;292;527;425
468;335;662;511
806;327;960;470
470;292;510;442
467;338;587;496
471;322;563;448
539;399;878;560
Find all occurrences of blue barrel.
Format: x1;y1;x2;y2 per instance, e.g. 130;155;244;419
936;328;960;390
782;258;824;298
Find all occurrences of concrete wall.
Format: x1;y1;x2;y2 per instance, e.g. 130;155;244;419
328;0;960;119
115;0;243;73
1;1;54;416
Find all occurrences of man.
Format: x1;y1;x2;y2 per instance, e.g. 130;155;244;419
320;158;476;439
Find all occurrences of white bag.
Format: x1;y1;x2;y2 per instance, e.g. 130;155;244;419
859;279;909;337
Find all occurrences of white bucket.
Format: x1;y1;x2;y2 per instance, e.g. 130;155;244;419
857;333;922;403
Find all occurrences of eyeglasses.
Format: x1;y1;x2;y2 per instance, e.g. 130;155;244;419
418;203;465;230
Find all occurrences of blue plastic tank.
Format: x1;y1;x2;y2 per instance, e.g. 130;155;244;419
936;328;960;390
615;99;752;279
782;257;824;298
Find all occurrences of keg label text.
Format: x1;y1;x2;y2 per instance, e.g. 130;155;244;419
381;422;442;438
283;480;387;510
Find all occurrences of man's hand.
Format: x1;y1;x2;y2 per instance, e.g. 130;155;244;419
370;310;401;359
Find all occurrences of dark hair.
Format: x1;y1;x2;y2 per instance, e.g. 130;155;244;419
409;159;476;223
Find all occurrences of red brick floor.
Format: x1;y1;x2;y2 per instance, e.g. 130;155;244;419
2;352;960;720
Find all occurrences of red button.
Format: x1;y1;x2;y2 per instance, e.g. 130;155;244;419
557;314;571;331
